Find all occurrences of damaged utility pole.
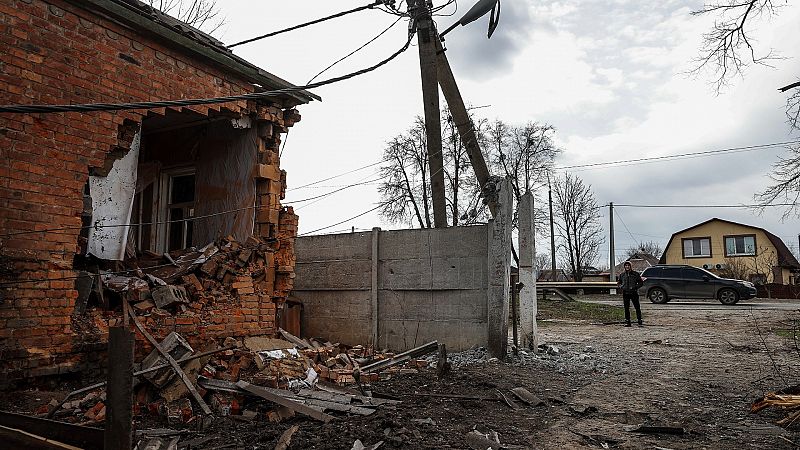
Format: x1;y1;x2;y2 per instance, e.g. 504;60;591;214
411;0;448;228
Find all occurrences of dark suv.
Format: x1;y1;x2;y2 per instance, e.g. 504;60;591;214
639;265;757;305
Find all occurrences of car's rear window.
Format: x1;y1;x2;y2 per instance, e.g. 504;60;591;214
642;267;662;277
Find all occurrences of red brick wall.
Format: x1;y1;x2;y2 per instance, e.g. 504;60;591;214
0;0;297;384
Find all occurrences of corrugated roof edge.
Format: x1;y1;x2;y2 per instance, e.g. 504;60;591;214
70;0;320;105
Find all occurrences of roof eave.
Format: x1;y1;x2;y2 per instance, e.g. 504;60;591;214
69;0;320;106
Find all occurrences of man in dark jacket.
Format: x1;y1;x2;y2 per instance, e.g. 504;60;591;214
617;261;644;327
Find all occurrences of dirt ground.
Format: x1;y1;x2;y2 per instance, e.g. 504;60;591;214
6;296;800;449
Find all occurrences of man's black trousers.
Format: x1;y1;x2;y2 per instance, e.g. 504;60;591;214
622;290;642;324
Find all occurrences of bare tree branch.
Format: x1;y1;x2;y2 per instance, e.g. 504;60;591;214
145;0;225;35
690;0;787;91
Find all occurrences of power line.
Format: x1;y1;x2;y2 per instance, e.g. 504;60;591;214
228;1;389;48
290;161;384;190
284;177;382;204
0;30;415;114
299;201;390;236
555;140;800;172
614;203;799;208
307;17;404;84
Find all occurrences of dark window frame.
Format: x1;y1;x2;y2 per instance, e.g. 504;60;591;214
723;233;757;258
681;236;713;258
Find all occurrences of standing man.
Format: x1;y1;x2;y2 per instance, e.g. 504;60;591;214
617;261;644;327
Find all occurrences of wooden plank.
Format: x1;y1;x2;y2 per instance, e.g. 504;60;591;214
104;327;134;450
358;341;438;374
278;328;311;349
126;308;212;416
0;412;103;450
303;399;375;416
275;425;299;450
235;381;336;423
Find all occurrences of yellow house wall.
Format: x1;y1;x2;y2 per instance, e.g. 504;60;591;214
664;221;782;281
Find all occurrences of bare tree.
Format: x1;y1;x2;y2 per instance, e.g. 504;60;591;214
691;1;787;90
379;111;487;228
379;118;432;228
488;120;560;237
146;0;225;34
722;245;779;296
624;241;663;260
755;144;800;219
693;3;800;217
552;173;604;281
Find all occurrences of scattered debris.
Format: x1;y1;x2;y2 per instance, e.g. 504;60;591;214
466;428;502;450
624;424;686;435
752;392;800;426
275;425;299;450
351;439;384;450
509;387;544;406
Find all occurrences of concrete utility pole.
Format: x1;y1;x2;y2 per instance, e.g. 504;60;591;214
411;0;448;228
548;180;557;281
609;202;616;282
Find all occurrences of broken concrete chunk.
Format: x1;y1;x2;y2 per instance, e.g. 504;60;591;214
141;332;194;388
465;429;501;450
151;285;189;309
351;440;384;450
510;387;545;406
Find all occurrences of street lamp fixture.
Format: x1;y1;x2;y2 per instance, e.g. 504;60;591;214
439;0;501;40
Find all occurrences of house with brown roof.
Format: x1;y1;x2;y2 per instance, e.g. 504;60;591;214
659;218;800;285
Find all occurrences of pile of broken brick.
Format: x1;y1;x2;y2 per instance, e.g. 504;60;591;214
99;234;283;316
41;329;440;434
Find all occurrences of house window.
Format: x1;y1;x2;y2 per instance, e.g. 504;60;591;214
682;237;711;258
160;169;196;252
724;235;756;257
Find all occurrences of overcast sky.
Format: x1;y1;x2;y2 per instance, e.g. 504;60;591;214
215;1;800;265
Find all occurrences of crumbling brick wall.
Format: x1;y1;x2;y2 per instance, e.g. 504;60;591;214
0;0;300;384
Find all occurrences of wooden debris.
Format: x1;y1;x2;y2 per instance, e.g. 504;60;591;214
496;389;521;410
358;341;439;374
235;381;335;423
624;424;686;435
275;425;299;450
127;309;212;416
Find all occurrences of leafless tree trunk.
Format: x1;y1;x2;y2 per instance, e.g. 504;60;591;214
552;173;603;281
379;112;487;228
489;120;560;236
379;119;432;228
145;0;225;34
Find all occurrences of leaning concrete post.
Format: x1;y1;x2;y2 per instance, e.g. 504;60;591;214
518;191;539;350
487;178;513;358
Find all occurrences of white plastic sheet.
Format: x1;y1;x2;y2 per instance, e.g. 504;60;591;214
87;129;141;261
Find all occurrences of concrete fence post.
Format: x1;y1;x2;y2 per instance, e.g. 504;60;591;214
487;178;513;358
518;191;539;350
371;227;380;347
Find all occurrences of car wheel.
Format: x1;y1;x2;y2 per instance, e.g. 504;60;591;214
648;287;668;304
718;288;740;305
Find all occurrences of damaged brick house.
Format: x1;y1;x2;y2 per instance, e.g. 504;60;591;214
0;0;318;384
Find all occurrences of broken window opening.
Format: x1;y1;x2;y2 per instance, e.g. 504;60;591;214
161;169;197;252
